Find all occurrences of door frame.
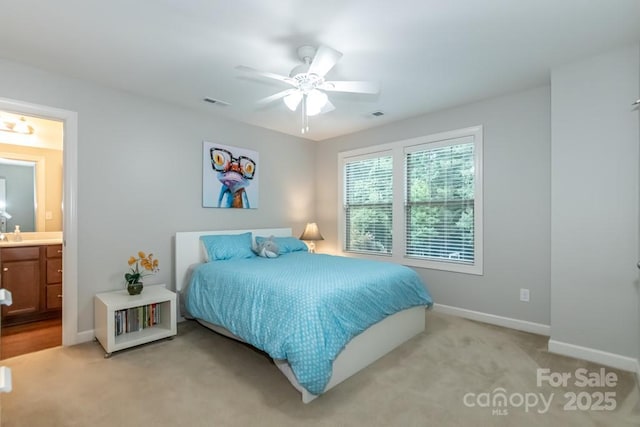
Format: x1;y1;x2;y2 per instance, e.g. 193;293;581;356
0;97;78;346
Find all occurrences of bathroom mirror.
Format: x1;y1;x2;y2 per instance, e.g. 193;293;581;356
0;160;37;232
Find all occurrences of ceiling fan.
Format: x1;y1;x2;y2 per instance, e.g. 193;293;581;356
236;45;379;134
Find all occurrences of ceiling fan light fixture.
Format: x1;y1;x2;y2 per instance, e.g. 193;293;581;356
283;91;302;111
237;44;379;135
305;89;328;116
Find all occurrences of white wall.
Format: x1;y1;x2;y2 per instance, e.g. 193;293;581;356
550;44;640;360
0;59;316;332
316;86;551;326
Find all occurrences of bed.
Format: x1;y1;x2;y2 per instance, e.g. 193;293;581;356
175;228;432;403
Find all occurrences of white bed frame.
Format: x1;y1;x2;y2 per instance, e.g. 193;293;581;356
175;228;426;403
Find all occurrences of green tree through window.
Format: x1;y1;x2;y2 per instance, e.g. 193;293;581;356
344;156;392;254
406;143;475;262
340;126;482;274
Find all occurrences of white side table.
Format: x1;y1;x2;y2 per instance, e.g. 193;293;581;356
94;284;177;357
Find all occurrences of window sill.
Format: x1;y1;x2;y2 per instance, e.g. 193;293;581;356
341;251;483;275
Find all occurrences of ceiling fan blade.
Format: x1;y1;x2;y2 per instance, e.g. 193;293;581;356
235;65;296;86
321;80;379;94
256;89;296;106
308;45;343;77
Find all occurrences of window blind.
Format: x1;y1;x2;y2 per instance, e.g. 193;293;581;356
405;141;475;263
344;155;393;254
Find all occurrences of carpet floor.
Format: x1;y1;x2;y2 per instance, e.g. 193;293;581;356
1;311;639;426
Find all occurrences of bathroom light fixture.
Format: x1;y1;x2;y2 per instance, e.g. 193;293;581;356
299;222;324;253
0;116;34;135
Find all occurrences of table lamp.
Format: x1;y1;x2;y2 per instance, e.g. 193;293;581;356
299;222;324;253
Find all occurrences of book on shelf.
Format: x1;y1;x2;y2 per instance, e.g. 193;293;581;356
114;303;162;336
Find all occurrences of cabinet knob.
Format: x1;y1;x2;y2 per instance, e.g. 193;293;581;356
57;250;62;254
57;295;62;299
2;267;7;272
57;269;63;273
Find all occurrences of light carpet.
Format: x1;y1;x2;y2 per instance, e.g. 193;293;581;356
2;311;639;426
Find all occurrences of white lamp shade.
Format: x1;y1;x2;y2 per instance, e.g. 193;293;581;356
305;90;328;116
284;91;303;111
299;222;324;241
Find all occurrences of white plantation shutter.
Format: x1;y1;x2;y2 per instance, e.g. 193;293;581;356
344;154;393;254
405;137;475;263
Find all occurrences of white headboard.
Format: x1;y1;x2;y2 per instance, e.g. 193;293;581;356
174;227;292;292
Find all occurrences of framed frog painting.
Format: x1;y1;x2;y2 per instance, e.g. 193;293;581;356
202;141;259;209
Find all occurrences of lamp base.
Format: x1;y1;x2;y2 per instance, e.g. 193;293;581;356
307;241;316;253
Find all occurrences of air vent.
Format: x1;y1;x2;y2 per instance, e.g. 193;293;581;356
371;111;384;117
203;97;231;107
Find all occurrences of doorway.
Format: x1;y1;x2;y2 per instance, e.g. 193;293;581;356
0;97;78;356
0;112;63;358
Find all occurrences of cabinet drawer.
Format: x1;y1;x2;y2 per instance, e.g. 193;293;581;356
1;247;40;262
47;259;63;284
46;284;63;309
46;245;63;258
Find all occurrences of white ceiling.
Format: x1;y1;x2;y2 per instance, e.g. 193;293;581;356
0;1;638;141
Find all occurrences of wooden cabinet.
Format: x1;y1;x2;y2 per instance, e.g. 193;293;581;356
1;247;40;319
0;244;63;326
45;245;63;310
46;284;63;310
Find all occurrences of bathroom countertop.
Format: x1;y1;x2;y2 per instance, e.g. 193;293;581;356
0;232;63;247
0;238;63;247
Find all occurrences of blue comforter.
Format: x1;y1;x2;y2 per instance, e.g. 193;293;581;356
185;252;432;395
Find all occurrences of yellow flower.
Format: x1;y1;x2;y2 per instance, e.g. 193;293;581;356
125;251;159;285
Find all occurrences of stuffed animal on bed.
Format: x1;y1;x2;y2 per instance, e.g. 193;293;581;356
254;236;279;258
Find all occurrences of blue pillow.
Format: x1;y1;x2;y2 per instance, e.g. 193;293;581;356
255;236;308;254
200;232;255;261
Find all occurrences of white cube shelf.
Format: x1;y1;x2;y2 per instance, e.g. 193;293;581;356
94;284;177;357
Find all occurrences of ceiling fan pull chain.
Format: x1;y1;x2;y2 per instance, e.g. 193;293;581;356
301;94;309;134
301;96;305;133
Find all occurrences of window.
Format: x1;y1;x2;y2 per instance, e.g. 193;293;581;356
405;138;476;263
343;153;393;255
339;126;483;274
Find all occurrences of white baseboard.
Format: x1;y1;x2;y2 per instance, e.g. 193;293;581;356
432;304;640;375
432;303;551;336
75;329;95;344
548;339;638;373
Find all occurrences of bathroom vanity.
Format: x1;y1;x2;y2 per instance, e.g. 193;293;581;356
0;234;63;326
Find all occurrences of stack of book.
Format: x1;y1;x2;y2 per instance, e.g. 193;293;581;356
114;303;161;336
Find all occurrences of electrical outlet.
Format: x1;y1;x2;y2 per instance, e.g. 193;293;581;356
520;288;530;302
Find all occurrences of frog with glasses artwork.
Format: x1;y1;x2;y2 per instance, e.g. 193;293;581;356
209;146;257;208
